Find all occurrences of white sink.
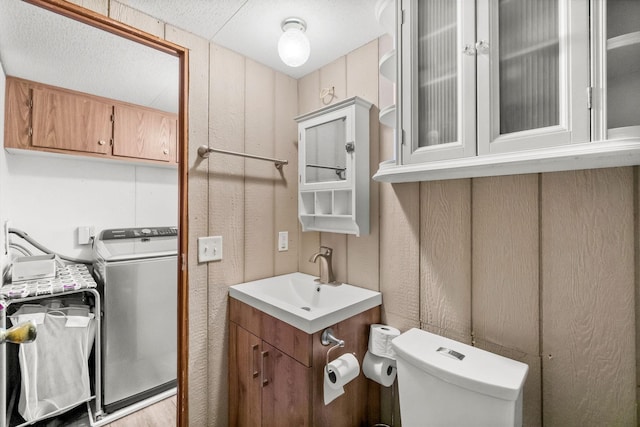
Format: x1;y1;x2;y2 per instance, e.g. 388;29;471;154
229;272;382;334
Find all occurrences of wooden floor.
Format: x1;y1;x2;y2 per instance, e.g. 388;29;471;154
38;395;177;427
104;396;177;427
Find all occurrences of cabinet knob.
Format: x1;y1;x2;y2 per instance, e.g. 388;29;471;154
163;149;169;155
475;40;490;54
98;140;106;146
462;44;476;56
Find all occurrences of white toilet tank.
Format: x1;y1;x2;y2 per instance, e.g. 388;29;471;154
392;328;528;427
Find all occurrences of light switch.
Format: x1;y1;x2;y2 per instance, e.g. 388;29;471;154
198;236;223;262
278;231;288;252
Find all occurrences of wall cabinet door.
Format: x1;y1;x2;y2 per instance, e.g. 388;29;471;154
400;0;476;164
476;0;590;154
31;86;112;155
400;0;590;163
113;104;176;162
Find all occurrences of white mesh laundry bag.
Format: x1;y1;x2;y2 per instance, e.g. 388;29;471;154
10;305;96;422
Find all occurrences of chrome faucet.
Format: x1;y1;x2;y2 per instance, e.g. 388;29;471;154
309;246;336;284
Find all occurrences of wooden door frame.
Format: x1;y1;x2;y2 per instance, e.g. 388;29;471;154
23;1;190;425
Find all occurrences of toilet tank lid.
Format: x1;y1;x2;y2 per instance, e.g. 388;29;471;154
391;328;528;401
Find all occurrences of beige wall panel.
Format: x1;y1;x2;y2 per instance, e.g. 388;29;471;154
471;175;539;354
297;71;320;274
209;44;245;286
380;182;420;327
110;1;164;37
319;56;347;105
244;59;275;281
164;25;210;427
346;39;380;291
420;179;472;344
274;72;299;275
207;42;246;427
298;70;320;114
67;0;107;15
541;168;636;426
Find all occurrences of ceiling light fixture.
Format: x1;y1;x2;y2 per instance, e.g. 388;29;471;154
278;17;310;68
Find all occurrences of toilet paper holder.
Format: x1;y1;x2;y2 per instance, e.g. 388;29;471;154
322;328;348;375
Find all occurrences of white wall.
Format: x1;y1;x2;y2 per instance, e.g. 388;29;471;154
0;67;178;265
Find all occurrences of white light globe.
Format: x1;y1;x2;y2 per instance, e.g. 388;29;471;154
278;27;310;67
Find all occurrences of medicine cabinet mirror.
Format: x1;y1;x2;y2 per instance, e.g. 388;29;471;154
0;0;188;425
304;117;348;183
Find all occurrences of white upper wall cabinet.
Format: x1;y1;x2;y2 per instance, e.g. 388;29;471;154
374;0;640;183
296;97;372;236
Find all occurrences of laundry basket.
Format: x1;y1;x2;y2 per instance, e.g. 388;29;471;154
9;303;96;422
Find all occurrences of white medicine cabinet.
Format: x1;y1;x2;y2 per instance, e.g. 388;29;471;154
374;0;640;183
296;96;372;236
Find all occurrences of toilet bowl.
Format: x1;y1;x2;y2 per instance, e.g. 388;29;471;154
391;328;528;427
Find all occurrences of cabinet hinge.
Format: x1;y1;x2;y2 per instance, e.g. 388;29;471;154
587;86;593;110
401;9;406;24
401;129;406;145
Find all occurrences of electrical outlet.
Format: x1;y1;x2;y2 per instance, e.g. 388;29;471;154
77;226;95;245
198;236;222;262
278;231;288;252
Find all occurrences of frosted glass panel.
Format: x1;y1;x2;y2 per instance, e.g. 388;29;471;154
499;0;559;134
606;0;640;132
304;118;346;183
417;0;457;147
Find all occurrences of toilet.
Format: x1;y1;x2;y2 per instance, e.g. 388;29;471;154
391;328;528;427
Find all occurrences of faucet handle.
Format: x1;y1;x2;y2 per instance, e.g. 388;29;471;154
320;246;333;256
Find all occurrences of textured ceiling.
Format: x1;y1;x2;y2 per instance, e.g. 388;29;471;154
120;0;386;78
0;0;386;114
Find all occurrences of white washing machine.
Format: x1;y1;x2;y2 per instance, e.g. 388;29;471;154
92;227;177;413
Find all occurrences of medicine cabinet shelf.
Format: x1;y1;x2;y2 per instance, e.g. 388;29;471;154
379;49;396;82
379;104;396;128
296;96;372;236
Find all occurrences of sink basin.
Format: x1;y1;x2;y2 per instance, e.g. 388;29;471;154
229;272;382;334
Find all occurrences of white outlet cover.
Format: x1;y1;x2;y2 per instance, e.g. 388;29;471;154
198;236;222;262
278;231;288;252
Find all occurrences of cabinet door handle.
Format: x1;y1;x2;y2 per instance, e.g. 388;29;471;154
98;140;106;146
261;350;269;387
163;148;169;155
475;40;490;54
251;344;259;378
462;44;476;56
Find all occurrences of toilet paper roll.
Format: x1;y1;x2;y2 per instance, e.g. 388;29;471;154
368;324;401;359
363;350;397;387
323;353;360;405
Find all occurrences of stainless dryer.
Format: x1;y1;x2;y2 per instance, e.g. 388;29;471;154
93;227;177;413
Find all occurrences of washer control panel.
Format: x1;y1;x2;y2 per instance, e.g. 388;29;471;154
99;227;178;240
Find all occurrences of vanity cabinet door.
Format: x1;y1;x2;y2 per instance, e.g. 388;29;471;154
229;323;263;427
112;104;176;162
31;86;113;155
261;342;311;427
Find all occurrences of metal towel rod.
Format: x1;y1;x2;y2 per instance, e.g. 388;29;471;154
197;146;288;170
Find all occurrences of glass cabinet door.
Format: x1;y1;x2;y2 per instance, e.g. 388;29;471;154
593;0;640;141
400;0;476;164
476;0;590;154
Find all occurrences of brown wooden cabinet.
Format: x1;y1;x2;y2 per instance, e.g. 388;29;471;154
229;298;380;427
4;76;177;166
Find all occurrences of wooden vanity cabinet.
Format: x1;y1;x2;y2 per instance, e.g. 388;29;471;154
229;297;380;427
4;76;177;165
